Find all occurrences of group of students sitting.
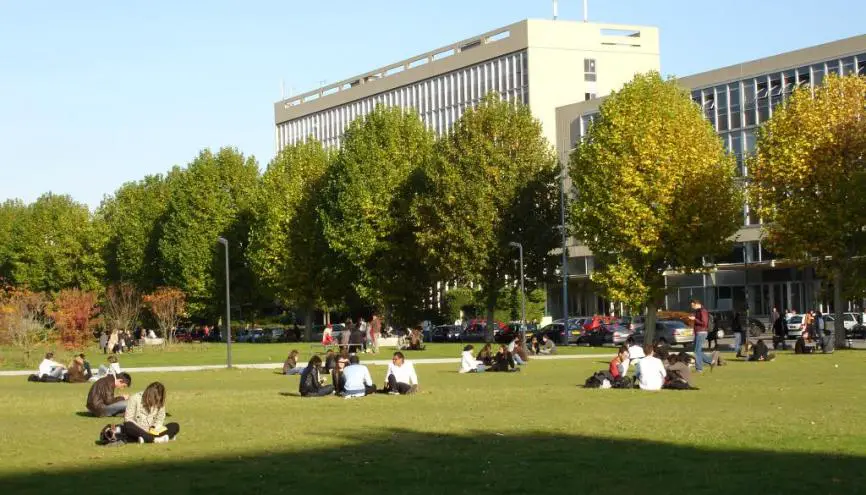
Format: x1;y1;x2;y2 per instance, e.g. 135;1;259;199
293;349;419;398
587;340;697;391
86;373;181;445
29;352;122;383
459;342;523;373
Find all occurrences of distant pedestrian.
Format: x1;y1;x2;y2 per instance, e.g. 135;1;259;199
688;299;719;372
369;313;381;354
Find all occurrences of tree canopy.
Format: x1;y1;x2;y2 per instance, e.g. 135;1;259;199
750;74;866;346
414;94;559;337
569;72;742;340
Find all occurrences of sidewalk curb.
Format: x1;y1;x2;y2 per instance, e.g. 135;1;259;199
0;353;610;377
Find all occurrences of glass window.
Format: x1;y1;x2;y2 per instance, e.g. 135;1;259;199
744;129;757;154
743;80;756;127
859;54;866;75
716;86;728;131
729;83;741;130
702;88;715;126
812;63;825;86
756;79;769;123
783;70;796;95
797;67;811;88
842;57;856;75
731;133;743;175
826;59;841;77
691;90;701;106
769;74;782;112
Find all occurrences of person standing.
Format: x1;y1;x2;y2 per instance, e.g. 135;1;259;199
369;313;381;354
688;299;719;373
731;311;745;356
771;307;781;329
86;372;132;416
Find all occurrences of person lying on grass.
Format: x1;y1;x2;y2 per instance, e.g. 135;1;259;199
635;345;666;391
86;372;132;417
384;352;418;394
489;344;520;372
342;355;377;398
299;355;335;397
282;350;302;375
459;345;486;373
123;382;180;443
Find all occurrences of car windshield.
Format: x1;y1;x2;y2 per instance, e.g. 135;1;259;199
789;316;803;324
661;320;688;329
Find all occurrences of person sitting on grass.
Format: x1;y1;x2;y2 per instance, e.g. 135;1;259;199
299;355;335;397
626;336;644;368
86;372;132;416
513;337;530;364
635;345;666;391
663;352;694;390
38;352;67;382
490;344;520;372
331;351;350;394
342;355;376;398
66;355;91;383
476;344;495;367
122;382;180;443
384;352;418;395
538;335;557;355
508;335;526;365
528;336;540;355
408;327;425;351
609;346;629;380
323;349;337;374
322;324;335;347
746;339;775;362
282;350;302;375
459;345;485;373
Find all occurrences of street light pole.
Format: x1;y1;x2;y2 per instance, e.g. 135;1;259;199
218;237;232;369
509;242;526;329
560;165;569;345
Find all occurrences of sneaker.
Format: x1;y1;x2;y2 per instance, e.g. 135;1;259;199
138;437;145;444
154;436;170;444
388;391;399;395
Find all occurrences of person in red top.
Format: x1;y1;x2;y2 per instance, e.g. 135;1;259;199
688;299;719;372
608;346;629;379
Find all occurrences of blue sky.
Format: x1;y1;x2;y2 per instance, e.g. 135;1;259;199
1;0;863;209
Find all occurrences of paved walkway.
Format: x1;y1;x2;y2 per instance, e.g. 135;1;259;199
0;353;610;377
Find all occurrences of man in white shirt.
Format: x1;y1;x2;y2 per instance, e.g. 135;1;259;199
635;345;666;391
341;355;376;398
38;352;66;382
384;352;418;394
626;337;644;369
459;345;485;373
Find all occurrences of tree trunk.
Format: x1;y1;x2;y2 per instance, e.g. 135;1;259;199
304;307;314;343
643;301;657;345
384;303;393;337
834;271;846;349
485;289;496;343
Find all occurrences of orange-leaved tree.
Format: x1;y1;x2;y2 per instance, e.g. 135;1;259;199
143;287;186;343
49;289;101;349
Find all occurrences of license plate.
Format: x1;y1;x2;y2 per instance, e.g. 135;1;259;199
571;331;581;335
682;330;693;336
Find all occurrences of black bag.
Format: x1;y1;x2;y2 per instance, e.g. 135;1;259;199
612;376;633;389
583;372;605;388
98;424;127;445
27;374;40;382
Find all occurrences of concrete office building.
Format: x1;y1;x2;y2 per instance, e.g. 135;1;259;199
274;19;659;151
553;34;866;318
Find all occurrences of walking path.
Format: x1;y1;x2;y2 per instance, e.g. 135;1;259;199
0;353;609;377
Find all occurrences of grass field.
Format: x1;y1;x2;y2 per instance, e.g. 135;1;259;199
1;350;865;494
0;342;612;370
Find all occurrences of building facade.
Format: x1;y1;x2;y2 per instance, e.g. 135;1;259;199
553;34;866;318
274;19;659;152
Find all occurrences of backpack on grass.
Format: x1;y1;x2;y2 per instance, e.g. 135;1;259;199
98;424;127;446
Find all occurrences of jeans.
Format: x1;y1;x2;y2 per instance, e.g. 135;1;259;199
513;354;525;365
102;400;128;417
733;333;742;354
694;332;713;371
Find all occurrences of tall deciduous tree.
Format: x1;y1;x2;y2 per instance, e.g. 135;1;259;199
8;193;106;293
49;289;101;349
320;105;435;323
143;287;186;343
750;74;866;348
103;283;141;335
248;139;342;339
569;72;742;342
0;199;26;280
158;148;260;319
99;172;176;290
414;94;559;340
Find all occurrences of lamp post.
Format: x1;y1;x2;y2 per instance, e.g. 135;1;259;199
560;166;569;345
217;237;232;369
509;242;526;332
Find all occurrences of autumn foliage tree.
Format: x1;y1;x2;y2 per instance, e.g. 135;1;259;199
750;74;866;348
0;285;51;361
103;283;141;334
49;289;101;349
143;287;186;343
569;72;742;342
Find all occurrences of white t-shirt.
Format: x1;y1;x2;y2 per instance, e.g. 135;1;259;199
636;355;666;391
628;345;645;362
38;358;61;377
342;364;373;391
459;351;480;373
386;361;418;385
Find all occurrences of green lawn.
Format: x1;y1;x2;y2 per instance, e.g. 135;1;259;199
1;351;865;494
0;342;613;370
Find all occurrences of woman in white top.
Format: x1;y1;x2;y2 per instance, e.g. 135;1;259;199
384;352;418;394
122;382;180;443
459;345;485;373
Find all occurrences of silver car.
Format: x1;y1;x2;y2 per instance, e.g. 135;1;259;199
786;315;805;338
633;320;695;347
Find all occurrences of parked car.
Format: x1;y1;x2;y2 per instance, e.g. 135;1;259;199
823;313;860;332
235;329;253;343
581;321;632;346
535;323;569;344
785;315;805;339
633;319;695;347
847;323;866;340
431;325;463;343
458;322;490;342
174;328;194;343
494;322;538;343
710;310;765;338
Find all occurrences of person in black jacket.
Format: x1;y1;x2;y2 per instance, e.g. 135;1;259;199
299;356;334;397
490;344;519;372
772;314;787;350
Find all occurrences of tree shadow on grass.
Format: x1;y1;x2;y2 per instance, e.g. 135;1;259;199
1;428;863;495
